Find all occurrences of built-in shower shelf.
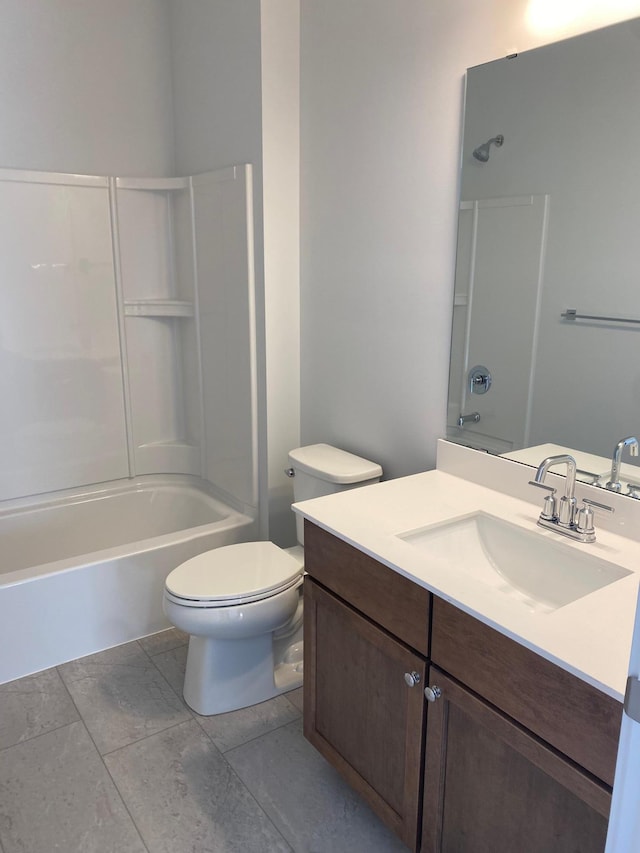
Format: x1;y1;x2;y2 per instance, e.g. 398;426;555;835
124;299;195;318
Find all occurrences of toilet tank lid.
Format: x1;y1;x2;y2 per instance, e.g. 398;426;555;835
288;444;382;484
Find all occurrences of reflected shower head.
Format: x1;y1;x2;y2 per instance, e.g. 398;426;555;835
472;134;504;162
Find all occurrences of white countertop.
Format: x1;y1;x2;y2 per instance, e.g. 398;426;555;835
294;466;640;702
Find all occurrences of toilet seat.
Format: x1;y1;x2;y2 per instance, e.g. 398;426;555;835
165;541;303;608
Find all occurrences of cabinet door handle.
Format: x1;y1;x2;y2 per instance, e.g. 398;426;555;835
404;671;421;687
424;685;442;702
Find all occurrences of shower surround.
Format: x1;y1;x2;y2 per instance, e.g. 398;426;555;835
0;164;259;682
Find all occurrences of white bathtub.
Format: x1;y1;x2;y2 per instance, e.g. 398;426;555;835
0;475;256;684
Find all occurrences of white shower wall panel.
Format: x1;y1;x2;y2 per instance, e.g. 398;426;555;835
116;185;192;301
0;172;129;501
123;315;200;476
0;165;257;510
124;316;186;444
117;189;172;298
115;178;202;477
193;166;258;510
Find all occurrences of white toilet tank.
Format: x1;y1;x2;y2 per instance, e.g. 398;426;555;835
288;444;382;545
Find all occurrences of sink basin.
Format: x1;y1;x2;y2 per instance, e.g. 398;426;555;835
398;512;631;614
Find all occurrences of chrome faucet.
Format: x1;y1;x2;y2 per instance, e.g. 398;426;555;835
606;436;639;493
533;454;577;526
529;453;613;543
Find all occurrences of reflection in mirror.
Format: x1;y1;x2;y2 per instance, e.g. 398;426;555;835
447;16;640;498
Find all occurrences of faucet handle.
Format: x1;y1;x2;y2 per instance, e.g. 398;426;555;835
528;480;555;493
528;481;557;520
575;498;614;537
582;498;615;513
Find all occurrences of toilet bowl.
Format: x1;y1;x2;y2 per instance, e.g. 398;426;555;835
163;444;382;716
163;541;304;715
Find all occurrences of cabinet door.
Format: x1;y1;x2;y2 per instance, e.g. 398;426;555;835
422;667;611;853
304;579;426;851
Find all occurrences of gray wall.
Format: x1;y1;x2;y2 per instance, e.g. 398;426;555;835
169;0;263;177
0;0;174;176
300;1;448;479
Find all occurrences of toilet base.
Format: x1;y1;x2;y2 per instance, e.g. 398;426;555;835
183;619;303;716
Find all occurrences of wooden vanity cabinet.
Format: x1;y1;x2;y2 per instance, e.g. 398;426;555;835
303;521;431;850
430;597;622;787
304;579;427;849
303;522;623;853
302;520;430;654
422;597;621;853
421;667;610;853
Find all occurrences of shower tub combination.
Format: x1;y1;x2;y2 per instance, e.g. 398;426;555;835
0;475;256;684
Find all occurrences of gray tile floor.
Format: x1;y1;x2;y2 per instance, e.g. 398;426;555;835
0;629;407;852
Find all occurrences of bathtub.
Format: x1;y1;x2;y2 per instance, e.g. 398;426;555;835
0;475;257;684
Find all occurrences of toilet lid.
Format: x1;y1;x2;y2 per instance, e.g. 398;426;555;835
165;541;303;606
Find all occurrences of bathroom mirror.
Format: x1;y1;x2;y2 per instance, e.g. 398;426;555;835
447;15;640;491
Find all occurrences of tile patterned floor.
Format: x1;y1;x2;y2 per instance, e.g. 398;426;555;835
0;630;407;852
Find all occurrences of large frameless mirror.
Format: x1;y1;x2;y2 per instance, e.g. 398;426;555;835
447;16;640;496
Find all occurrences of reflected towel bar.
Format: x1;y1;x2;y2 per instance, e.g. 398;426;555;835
561;309;640;326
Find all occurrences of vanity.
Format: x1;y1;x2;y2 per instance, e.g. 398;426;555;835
295;442;640;852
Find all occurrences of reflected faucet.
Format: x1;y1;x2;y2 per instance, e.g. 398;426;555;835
606;436;639;492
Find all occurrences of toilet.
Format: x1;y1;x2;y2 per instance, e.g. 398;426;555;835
163;444;382;715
